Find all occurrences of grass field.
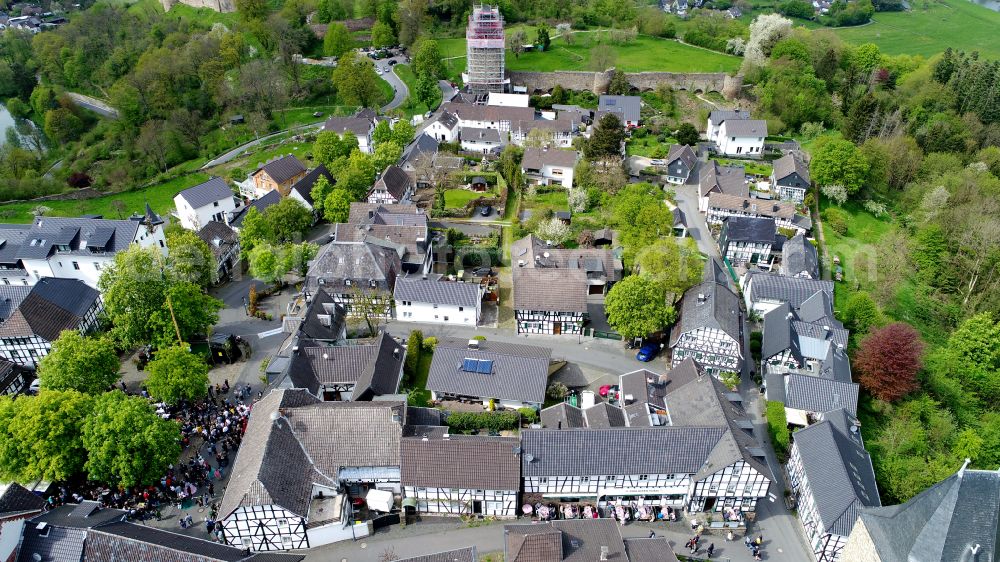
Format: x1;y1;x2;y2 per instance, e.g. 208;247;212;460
833;0;1000;59
819;199;893;312
444;188;484;208
439;31;741;77
392;64;442;117
527;189;569;210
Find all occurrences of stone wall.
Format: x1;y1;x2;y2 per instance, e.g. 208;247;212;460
161;0;236;13
508;70;743;100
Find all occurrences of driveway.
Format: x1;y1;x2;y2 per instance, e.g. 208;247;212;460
673;171;720;260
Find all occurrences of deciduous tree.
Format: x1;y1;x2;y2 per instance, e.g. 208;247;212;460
635;238;704;295
675;123;699;147
412;39;444;79
323;188;352;222
810;137;870;195
145;345;210;404
165;226;216;288
148;282;224;348
37;331;120;394
855;322;924;402
604;276;676;339
99;246;169;347
323;23;352;58
0;390;94;482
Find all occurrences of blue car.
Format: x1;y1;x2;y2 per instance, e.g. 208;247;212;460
636;342;659;362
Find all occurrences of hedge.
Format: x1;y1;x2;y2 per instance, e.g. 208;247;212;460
766;400;791;461
445;411;520;433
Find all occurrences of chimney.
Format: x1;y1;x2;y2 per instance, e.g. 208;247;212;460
600;546;609;561
959;457;972;478
697;293;706;303
468;339;480;349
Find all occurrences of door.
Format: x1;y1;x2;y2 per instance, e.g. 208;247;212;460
473;500;483;515
553;322;562;335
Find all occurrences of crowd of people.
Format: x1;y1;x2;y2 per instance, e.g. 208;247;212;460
44;379;257;538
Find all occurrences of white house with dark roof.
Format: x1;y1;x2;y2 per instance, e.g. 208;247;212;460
509;116;578;148
393;276;484;326
598;95;641;128
706;194;812;234
0;278;102;368
706;110;751;144
782;233;820;279
288;164;335;213
333;203;431;274
173;177;240;231
440;102;535;133
323;114;375;153
669;261;744;377
771;153;811;203
742;271;835;316
664;144;698;185
425;337;551;410
698;161;748;212
718;216;778;268
425;111;460;143
229;190;281;231
305;240;402;318
401;434;520;518
367;165;413;205
220;389;406;551
460;127;503;155
786;408;880;562
286;332;405;401
716;119;767;156
521;147;578;188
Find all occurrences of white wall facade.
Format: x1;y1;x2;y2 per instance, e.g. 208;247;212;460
426;121;458;143
688;460;770;513
0;299;101;368
524;163;575;188
717;125;765;156
174;195;237;232
706;207;807;235
0;269;32;286
525;473;692;507
223;506;308;552
788;443;849;562
461;136;502;154
403;486;518;518
515;310;584;335
671;327;742;377
724;240;774;268
395;299;479;326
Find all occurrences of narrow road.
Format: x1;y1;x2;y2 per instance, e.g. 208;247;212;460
201;121;325;169
377;56;409;111
66;92;119;119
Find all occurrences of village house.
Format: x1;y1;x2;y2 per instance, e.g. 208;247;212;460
597;95;642;128
672;207;689;238
786;408;880;562
705;194;812;234
460;127;503;155
219;389;406;551
540;400;627;429
229;190;281;231
367;165;414;205
718;216;778;268
250;155;308;198
842;460;1000;562
196;221;241;283
742;271;835;316
284;289;347;345
669;261;744;377
698;161;748;212
304;240;402;318
505;519;681;562
440;102;535;133
323;114;375;154
401;434;521;518
0;213;165;289
771;153;811;203
425;338;551;410
0;278;101;369
520;147;579;188
425;111;460;143
288;164;335;213
782;233;820;279
509;116;578;148
0;483;45;561
398;134;442;187
663;144;698;185
0;358;31;395
716;119;768;156
285;332;405;401
173;177;240;231
706;110;751;144
398;548;478;562
332;203;432;274
393;275;484;326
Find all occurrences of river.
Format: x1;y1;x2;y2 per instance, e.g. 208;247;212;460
971;0;1000;10
0;103;14;148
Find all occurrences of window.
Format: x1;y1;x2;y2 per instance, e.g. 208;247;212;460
458;306;464;311
94;262;101;270
580;476;589;483
443;316;449;321
214;201;220;207
606;476;616;481
539;477;548;484
433;304;438;309
277;519;288;526
281;536;292;545
345;279;352;286
639;475;649;481
242;538;252;547
159;240;165;248
72;262;80;270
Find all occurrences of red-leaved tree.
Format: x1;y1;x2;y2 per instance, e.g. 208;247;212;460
855;322;924;402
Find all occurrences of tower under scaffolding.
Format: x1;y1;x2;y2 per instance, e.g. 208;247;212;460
464;4;509;97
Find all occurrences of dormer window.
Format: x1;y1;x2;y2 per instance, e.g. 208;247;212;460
345;279;352;287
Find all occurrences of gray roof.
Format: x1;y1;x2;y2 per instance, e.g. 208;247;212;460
397;547;477;562
229;190;281;228
708;194;799;221
306;240;401;295
441;102;535;125
17;524;87;562
394;277;481;308
513;267;588;313
460;127;502;144
506;519;630;562
0;483;45;516
255;154;306;185
288;332;404;400
624;537;681;562
85;520;293;562
784;373;858;415
699;161;747;198
669;278;743;346
11;216;140;260
0;224;31;266
372;165;411;201
434;111;459;130
521;427;727;478
722;216;776;244
513;116;577;135
197;221;239;259
721;119;768;138
425;338;551;405
792;409;880;537
581;401;626;428
289;164;335;206
772;153;810;184
782;234;819;278
297;290;346;343
619;368;669;409
348;202;424;225
323;116;372;136
598;95;641;123
521;147;579;170
540;402;586;429
511;235;622;280
401;435;520;490
176;177;233;209
709;109;751;123
28;501;125;529
0;278;100;341
666;144;697;169
0;284;33;321
856;466;1000;562
746;272;834;308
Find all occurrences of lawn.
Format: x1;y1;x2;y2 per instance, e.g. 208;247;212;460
833;0;1000;59
271;104;356;129
438;32;741;76
444;188;485;208
407;348;434;407
393;64;442;117
376;75;395;107
713;157;773;177
530;189;569;209
626;135;677;158
819;199;893;311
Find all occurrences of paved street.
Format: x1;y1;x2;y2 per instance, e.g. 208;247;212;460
376;56;409;111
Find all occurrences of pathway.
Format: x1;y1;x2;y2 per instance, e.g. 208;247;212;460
200;121;325;169
378;56;409;111
66;92;119;119
811;190;833;280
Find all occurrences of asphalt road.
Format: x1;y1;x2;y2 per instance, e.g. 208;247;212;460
376;56;409;111
201;121;325;169
66;92;119;119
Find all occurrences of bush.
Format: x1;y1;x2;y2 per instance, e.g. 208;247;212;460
404;330;423;382
766;400;791;461
445;411;520;433
472;335;487;341
823;207;849;235
422;336;438;351
518;407;539;425
547;382;569;401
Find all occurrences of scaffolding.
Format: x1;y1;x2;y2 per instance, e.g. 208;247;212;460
465;4;507;95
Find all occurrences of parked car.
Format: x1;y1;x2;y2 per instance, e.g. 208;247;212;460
649;159;665;166
636;342;660;362
480;205;493;217
388;59;398;66
472;266;495;277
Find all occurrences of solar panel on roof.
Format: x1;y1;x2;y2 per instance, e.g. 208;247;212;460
462;358;478;372
476;359;493;374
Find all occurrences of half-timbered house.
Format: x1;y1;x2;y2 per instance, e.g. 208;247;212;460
286;332;405;401
787;409;880;562
401;434;520;518
367;166;414;205
669;261;744;377
304;240;402;319
718;216;778;268
0;278;102;368
771;153;811;203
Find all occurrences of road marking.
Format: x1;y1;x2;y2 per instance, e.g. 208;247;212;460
257;327;284;339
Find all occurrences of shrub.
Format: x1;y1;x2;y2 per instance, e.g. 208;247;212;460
445;411;520;433
472;335;487;341
404;330;423;381
766;400;791;461
720;371;741;390
823;207;849;235
863;199;888;217
518;407;539;425
422;336;438;351
547;382;569;401
820;183;849;205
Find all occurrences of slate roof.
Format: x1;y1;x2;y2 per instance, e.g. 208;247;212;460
506;519;630;562
784;373;858;415
0;284;31;321
0;224;31;266
513;267;588;313
229;190;281;228
772;153;810;184
255;155;307;185
12;216;141;260
666;144;697;169
0;482;45;516
289;164;334;206
297;290;346;343
669;277;743;347
855;466;1000;562
721;119;768;138
511;235;622;280
598;95;641;123
460;127;503;144
708;194;798;220
288;332;404;400
624;537;681;562
721;216;776;244
29;501;126;528
513;116;577;135
401;435;520;490
348;202;424;225
332;222;427;266
394;277;481;308
792;408;880;537
520;427;726;478
197;221;239;259
323;116;373;137
305;240;402;295
0;278;100;341
782;234;819;278
699;161;748;198
521;147;579;170
540;402;586;429
176;177;233;209
426;338;551;405
397;547;477;562
372;166;411;201
581;401;627;428
505;523;564;562
746;272;834;308
709;110;751;124
85;520;281;562
619;369;668;409
16;524;87;562
433;111;459;130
